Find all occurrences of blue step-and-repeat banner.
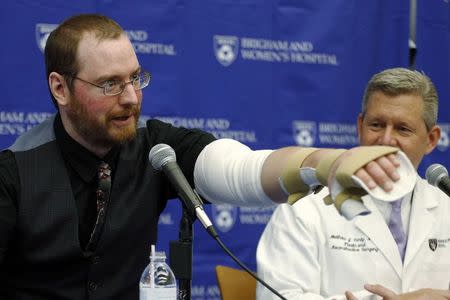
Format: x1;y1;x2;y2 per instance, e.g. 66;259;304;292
1;1;449;299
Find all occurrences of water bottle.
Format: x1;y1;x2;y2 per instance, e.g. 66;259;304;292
139;245;177;300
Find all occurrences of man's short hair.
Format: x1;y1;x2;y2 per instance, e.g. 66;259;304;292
44;14;125;107
362;67;439;131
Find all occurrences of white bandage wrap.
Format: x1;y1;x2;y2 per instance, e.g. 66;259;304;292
194;139;275;207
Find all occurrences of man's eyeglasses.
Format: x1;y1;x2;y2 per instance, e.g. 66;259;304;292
72;71;151;96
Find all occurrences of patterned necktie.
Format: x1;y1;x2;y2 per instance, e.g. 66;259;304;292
86;161;112;252
388;199;407;261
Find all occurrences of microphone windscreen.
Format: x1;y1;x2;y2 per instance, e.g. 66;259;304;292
149;143;176;170
425;163;448;186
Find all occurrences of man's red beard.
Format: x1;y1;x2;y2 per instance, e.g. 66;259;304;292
67;98;141;148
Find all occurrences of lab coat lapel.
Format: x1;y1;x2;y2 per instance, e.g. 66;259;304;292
354;196;403;277
403;180;437;269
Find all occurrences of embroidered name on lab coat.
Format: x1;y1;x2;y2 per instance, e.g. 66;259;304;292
329;234;379;253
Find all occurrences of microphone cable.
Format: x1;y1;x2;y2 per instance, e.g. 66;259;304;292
150;143;287;299
202;217;287;300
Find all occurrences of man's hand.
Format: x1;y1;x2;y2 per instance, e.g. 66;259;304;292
345;284;450;300
354;154;400;191
331;148;400;192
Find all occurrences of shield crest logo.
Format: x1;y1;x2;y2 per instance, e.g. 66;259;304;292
211;203;238;233
292;121;316;146
429;238;438;251
35;23;58;53
213;35;239;67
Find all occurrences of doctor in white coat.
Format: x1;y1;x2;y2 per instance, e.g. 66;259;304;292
256;68;449;300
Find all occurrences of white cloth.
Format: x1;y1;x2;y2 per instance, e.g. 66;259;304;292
194;138;275;207
256;177;450;300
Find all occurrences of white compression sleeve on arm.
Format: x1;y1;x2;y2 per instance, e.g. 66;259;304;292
194;139;275;207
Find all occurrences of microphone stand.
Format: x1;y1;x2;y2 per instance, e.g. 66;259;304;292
169;205;194;300
166;201;288;300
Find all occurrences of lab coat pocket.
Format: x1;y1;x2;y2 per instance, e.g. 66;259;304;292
325;234;378;293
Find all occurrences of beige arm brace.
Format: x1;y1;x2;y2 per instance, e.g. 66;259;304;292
280;146;399;212
331;146;398;212
278;148;318;204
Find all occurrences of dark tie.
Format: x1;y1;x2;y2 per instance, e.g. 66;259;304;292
86;161;112;252
388;200;407;261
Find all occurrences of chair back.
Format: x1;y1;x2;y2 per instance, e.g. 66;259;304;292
215;265;257;300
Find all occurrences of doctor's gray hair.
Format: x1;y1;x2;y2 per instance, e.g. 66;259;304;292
362;67;438;131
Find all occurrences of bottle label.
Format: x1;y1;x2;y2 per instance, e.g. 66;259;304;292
139;287;177;300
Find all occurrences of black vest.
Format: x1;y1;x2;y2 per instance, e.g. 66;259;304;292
0;116;213;299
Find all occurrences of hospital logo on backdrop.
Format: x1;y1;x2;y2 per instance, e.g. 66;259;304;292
213;35;339;67
292;121;316;146
0;111;52;136
211;204;238;232
126;29;176;56
145;115;258;144
292;120;358;147
35;23;58;53
437;123;450;152
35;23;176;56
213;35;239;67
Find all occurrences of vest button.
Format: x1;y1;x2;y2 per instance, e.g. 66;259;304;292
88;282;97;292
92;255;100;264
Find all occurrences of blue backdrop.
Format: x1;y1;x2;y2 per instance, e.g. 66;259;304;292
1;1;449;299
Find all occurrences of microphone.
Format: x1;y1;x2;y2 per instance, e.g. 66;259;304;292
426;163;450;197
149;143;217;237
149;143;288;300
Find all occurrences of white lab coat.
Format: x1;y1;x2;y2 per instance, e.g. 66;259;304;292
256;178;450;300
